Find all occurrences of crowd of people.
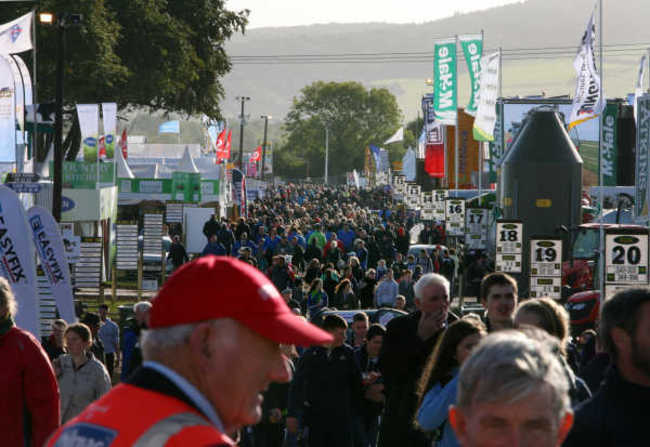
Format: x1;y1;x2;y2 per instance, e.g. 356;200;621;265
1;183;648;446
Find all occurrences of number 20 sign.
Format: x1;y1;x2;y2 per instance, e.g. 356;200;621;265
605;232;648;284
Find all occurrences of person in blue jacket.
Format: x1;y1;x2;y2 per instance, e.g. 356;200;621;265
415;317;486;447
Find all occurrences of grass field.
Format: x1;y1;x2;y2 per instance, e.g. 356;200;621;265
578;140;599;186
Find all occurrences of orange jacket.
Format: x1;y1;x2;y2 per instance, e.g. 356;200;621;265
46;383;234;447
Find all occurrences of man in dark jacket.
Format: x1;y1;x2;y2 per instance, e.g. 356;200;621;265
564;288;650;446
202;234;227;257
202;214;220;241
287;314;363;447
169;235;189;270
378;273;457;447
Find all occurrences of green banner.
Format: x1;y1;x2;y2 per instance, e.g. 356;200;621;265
433;38;457;125
600;103;618;186
118;178;173;194
459;35;483;116
636;95;650;217
172;171;202;202
51;161;115;188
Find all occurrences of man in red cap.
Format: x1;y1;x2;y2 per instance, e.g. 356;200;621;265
47;256;333;446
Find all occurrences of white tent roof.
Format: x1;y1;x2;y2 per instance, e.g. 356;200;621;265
177;146;199;173
116;144;135;179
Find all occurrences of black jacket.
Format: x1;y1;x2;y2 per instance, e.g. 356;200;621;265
288;344;362;426
378;310;458;447
564;367;650;447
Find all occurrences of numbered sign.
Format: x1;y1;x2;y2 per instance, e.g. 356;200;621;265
465;209;488;250
496;220;523;273
406;184;421;210
530;239;563;277
445;198;466;236
605;232;648;284
529;277;562;298
433;190;447;221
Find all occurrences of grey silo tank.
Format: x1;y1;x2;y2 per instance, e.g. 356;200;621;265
500;108;583;295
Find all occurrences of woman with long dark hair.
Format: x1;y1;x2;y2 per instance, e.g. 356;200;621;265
415;316;486;447
306;278;328;317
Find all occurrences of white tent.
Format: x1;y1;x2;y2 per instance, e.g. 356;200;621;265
177;145;199;173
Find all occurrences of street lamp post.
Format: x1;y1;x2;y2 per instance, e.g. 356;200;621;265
42;12;82;222
260;115;271;180
324;126;329;185
236;96;250;170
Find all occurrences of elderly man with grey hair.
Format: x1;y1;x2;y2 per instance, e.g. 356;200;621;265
448;330;574;447
378;273;458;447
120;300;152;380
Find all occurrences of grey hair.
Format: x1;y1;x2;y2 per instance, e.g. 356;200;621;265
133;301;152;314
413;273;450;300
0;277;17;317
457;330;570;424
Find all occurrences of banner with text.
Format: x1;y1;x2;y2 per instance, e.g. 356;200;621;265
101;102;117;159
0;55;15;162
636;94;650;218
459;34;483;116
473;51;500;141
601;103;618;186
433;38;457;125
77;104;100;162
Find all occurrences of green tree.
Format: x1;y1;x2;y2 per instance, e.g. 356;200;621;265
277;81;402;179
0;1;248;159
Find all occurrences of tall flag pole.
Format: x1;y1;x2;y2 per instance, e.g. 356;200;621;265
454;35;459;195
598;0;605;307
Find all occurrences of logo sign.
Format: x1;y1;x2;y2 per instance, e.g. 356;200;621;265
496;220;524;273
445;198;466;236
530;239;563;277
529;277;562;299
54;423;118;447
61;196;75;212
83;137;97;147
465;208;488;250
28;215;66;285
605;232;648;284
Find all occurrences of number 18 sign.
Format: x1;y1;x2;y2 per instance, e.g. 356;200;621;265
605;232;648;284
496;220;523;273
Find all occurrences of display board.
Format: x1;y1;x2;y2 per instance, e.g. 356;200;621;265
142;213;163;258
529;238;563;299
37;266;57;337
465;208;489;250
495;220;523;273
73;237;103;289
445;198;466;236
421;192;434;220
165;202;184;223
433;190;447;221
605;231;648;286
116;223;138;271
406;184;421;210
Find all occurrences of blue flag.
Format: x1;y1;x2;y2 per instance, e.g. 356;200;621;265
158;120;180;134
370;145;381;171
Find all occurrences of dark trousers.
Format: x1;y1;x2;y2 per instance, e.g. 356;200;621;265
308;424;353;447
105;352;115;378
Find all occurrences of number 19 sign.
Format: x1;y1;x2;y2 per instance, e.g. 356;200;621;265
605;232;648;284
496;220;523;273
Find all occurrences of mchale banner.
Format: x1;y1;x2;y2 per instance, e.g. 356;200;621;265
27;206;75;324
433;38;458;125
0;186;39;338
459;34;483;116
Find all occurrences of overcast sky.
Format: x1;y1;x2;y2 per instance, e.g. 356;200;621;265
226;0;524;28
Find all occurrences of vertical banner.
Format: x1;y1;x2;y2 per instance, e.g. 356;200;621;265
101;102;117;159
0;55;15;162
27;206;75;324
264;142;273;175
459;34;483;116
601;103;618;186
433;38;457;125
446;109;480;188
425;145;445;178
473;51;500;141
77;104;100;162
636;95;650;218
0;186;38;338
231;169;247;218
568;12;604;129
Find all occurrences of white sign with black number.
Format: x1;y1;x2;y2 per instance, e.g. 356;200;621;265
530;239;563;277
445;198;466;236
406;184;421;210
605;233;648;284
529;277;562;298
465;209;488;250
433;190;447;221
496;221;523;273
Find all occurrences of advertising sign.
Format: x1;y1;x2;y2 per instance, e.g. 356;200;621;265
465;208;488;250
605;232;648;284
636;94;650;217
433;38;457;125
529;238;563;299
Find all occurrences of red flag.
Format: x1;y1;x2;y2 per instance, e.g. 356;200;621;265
98;135;106;159
216;128;226;152
425;144;445;178
224;130;232;159
119;128;128;159
250;145;262;162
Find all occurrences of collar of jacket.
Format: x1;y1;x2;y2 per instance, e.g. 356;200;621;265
0;314;14;337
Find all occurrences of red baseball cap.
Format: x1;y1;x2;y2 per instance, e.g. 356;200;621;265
149;256;333;346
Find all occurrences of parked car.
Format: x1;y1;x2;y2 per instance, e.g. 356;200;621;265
310;307;407;330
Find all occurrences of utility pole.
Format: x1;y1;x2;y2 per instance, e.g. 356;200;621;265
324;126;329;185
260;115;271;180
52;17;65;222
236;96;250;170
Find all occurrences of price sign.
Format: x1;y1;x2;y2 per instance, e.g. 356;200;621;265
605;232;648;284
529;277;562;298
530;239;563;277
496;220;523;273
465;209;488;250
495;253;522;273
445;198;466;236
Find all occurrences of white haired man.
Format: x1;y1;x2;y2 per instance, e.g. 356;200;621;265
449;330;574;447
47;256;333;446
378;273;457;446
120;300;152;380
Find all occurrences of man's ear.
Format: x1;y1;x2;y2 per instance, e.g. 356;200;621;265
557;411;574;446
449;405;468;444
189;322;214;363
610;327;630;357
